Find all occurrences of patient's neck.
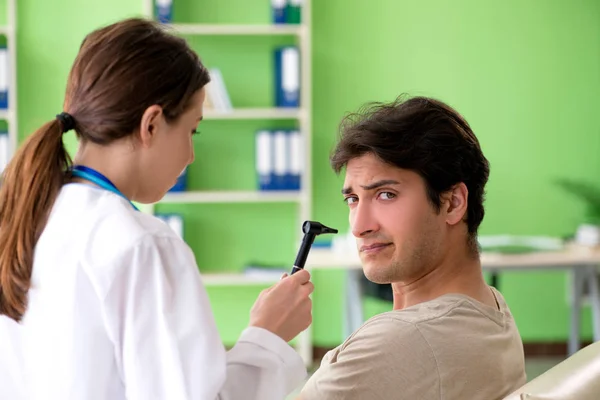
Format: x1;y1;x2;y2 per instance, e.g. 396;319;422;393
391;244;496;311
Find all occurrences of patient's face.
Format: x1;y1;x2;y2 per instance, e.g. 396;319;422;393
343;153;446;284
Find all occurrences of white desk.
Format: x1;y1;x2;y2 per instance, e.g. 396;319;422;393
305;245;600;357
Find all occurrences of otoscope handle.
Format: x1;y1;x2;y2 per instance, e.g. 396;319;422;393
290;266;303;275
291;234;315;274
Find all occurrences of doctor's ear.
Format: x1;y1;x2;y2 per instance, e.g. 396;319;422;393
443;182;468;226
138;105;164;147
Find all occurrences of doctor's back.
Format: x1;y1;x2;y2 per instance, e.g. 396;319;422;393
14;183;207;398
0;17;313;400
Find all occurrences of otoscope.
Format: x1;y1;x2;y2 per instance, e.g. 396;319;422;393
291;221;338;275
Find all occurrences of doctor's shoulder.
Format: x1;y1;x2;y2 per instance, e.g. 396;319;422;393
75;191;198;289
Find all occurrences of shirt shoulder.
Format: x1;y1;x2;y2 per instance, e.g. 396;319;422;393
302;291;525;400
302;314;440;400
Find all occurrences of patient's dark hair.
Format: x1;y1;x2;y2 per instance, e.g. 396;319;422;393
331;95;490;253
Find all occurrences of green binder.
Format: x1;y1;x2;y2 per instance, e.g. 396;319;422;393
286;0;302;24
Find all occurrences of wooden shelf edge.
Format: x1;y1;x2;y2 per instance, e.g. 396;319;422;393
200;272;282;286
159;190;303;204
164;23;303;36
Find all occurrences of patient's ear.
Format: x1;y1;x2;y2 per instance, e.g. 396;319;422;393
444;183;468;226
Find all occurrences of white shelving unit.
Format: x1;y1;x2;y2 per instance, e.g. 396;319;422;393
203;107;303;120
166;23;304;36
201;272;282;286
2;0;17;160
142;1;314;366
0;109;12;120
161;190;303;204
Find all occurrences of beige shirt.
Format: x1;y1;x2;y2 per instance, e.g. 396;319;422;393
301;287;526;400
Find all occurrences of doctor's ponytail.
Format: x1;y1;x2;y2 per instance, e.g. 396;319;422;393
0;118;71;321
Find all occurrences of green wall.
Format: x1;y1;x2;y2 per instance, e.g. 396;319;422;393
17;0;600;347
310;0;600;344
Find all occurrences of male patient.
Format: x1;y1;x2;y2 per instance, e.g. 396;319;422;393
299;96;526;399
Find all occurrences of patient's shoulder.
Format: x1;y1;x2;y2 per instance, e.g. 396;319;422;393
303;313;440;400
325;291;509;363
328;312;434;364
376;290;510;330
304;292;524;400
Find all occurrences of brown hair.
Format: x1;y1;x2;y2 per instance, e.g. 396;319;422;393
331;95;490;252
0;18;210;321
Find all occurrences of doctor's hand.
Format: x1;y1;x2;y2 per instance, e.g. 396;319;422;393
249;269;314;343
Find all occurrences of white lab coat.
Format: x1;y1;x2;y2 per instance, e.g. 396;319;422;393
0;315;26;398
0;183;306;399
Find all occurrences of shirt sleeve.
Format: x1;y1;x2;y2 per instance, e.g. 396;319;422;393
300;316;440;400
101;234;306;400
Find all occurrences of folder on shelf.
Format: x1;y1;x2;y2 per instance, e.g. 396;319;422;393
155;0;173;24
156;213;184;239
287;129;302;190
256;130;274;191
272;0;287;24
275;46;300;108
169;167;188;192
0;45;8;110
273;130;288;190
255;129;302;191
0;130;8;174
205;68;232;113
285;0;302;24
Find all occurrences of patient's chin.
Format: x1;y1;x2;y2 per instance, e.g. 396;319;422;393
363;263;394;284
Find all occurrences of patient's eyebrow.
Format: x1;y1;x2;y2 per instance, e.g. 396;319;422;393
342;179;400;195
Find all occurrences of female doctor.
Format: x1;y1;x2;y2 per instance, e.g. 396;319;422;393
0;17;313;400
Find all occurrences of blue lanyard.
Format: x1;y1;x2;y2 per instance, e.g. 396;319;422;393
70;165;139;211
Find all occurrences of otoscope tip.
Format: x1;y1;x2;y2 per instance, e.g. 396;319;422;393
324;226;338;234
302;221;339;236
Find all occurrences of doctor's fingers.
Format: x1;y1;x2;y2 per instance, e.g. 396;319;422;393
298;297;313;325
300;281;314;297
289;288;313;316
288;268;311;285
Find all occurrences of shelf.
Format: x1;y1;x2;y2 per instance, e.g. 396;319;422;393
166;23;303;36
200;273;282;286
0;25;13;35
160;190;303;204
143;0;314;368
0;109;14;121
203;107;302;120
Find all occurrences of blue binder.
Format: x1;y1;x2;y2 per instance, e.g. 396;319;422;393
156;0;173;24
287;129;302;190
169;167;187;192
272;0;287;24
274;46;300;108
272;130;288;190
255;129;302;191
0;129;8;174
0;45;8;110
256;130;275;191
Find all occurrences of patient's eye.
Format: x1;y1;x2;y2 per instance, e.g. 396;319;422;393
344;196;358;205
377;192;396;201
